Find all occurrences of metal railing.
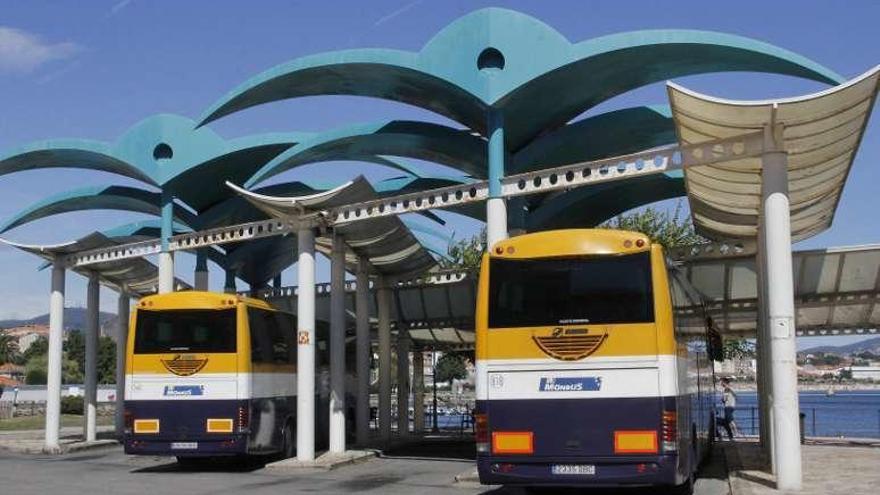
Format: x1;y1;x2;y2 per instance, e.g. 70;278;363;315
719;407;880;439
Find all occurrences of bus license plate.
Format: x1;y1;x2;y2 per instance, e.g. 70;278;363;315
551;464;595;475
171;442;198;450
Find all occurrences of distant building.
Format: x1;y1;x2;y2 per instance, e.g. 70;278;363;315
2;324;49;353
848;366;880;381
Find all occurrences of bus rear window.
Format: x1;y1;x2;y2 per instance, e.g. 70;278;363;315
134;309;237;354
488;252;654;327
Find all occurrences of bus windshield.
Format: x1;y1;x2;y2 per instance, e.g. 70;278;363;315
134;309;237;354
488;252;654;327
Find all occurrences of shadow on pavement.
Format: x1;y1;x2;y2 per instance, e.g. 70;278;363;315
380;437;476;462
133;455;269;473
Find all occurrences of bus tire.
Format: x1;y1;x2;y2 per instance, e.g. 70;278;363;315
281;419;295;459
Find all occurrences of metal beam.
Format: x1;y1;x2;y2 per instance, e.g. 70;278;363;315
62;132;764;267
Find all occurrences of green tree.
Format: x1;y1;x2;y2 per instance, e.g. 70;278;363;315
22;336;49;362
434;353;467;383
0;332;20;364
64;330;86;375
97;336;117;384
24;353;83;385
601;201;706;249
437;229;486;272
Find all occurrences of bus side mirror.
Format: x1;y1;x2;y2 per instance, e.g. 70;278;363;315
708;329;724;362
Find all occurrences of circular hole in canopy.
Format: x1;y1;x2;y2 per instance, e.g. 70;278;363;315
477;47;505;71
153;143;173;160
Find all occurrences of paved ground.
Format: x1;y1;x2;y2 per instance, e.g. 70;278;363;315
0;438;730;495
725;441;880;495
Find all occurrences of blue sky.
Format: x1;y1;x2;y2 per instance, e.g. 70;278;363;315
0;0;878;349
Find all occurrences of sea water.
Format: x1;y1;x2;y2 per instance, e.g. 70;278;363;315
731;390;880;439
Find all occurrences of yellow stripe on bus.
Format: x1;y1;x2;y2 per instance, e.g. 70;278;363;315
129;353;239;374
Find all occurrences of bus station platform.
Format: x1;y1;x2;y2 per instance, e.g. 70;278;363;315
723;441;880;495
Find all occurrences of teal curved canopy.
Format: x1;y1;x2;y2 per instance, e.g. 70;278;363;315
245;120;487;187
0;185;198;234
201;7;842;150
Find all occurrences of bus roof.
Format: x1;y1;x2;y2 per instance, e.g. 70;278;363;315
488;229;652;259
136;290;275;311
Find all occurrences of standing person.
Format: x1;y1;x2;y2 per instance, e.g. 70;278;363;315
720;377;739;439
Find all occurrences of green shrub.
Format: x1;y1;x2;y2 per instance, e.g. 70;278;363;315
61;395;84;415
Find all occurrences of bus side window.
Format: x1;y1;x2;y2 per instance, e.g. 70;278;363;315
248;308;273;364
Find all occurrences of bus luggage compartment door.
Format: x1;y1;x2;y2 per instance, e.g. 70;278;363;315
486;367;663;458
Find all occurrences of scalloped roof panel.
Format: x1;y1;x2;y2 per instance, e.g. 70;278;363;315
0;114;309;211
229;176;436;278
668;65;880;242
0;233;191;296
200;8;843;148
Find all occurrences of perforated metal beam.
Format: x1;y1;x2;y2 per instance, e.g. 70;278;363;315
64;132;764;268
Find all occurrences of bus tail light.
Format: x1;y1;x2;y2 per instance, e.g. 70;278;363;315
661;410;677;452
237;405;250;433
492;431;534;455
475;413;489;453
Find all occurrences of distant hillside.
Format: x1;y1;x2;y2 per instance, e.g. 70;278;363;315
800;336;880;356
0;308;118;337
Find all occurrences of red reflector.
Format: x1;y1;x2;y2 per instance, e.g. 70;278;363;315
474;413;488;443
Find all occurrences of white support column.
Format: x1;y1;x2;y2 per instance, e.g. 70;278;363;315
158;190;175;294
158;252;174;294
761;123;801;491
396;331;410;438
44;259;65;453
296;228;316;461
328;232;346;453
355;258;371;446
377;278;392;442
412;350;425;434
84;272;99;442
194;250;209;291
114;290;130;438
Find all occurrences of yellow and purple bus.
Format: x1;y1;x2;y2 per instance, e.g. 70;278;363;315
475;229;719;492
123;291;331;461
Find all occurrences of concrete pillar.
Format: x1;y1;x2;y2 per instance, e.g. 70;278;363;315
761;123;801;491
328;232;346;453
412;350;425;434
114;291;130;438
84;272;99;442
756;221;774;468
486;108;508;249
396;332;410;437
44;259;65;453
296;228;316;461
158;190;175;294
355;258;371;446
377;279;392;442
224;269;236;294
194;250;209;291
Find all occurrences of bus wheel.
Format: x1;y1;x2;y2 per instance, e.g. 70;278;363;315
281;420;295;459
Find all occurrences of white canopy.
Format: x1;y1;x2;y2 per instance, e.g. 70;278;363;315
668;66;880;241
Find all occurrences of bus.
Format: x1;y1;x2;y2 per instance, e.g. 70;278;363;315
475;229;720;492
123;291;331;461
